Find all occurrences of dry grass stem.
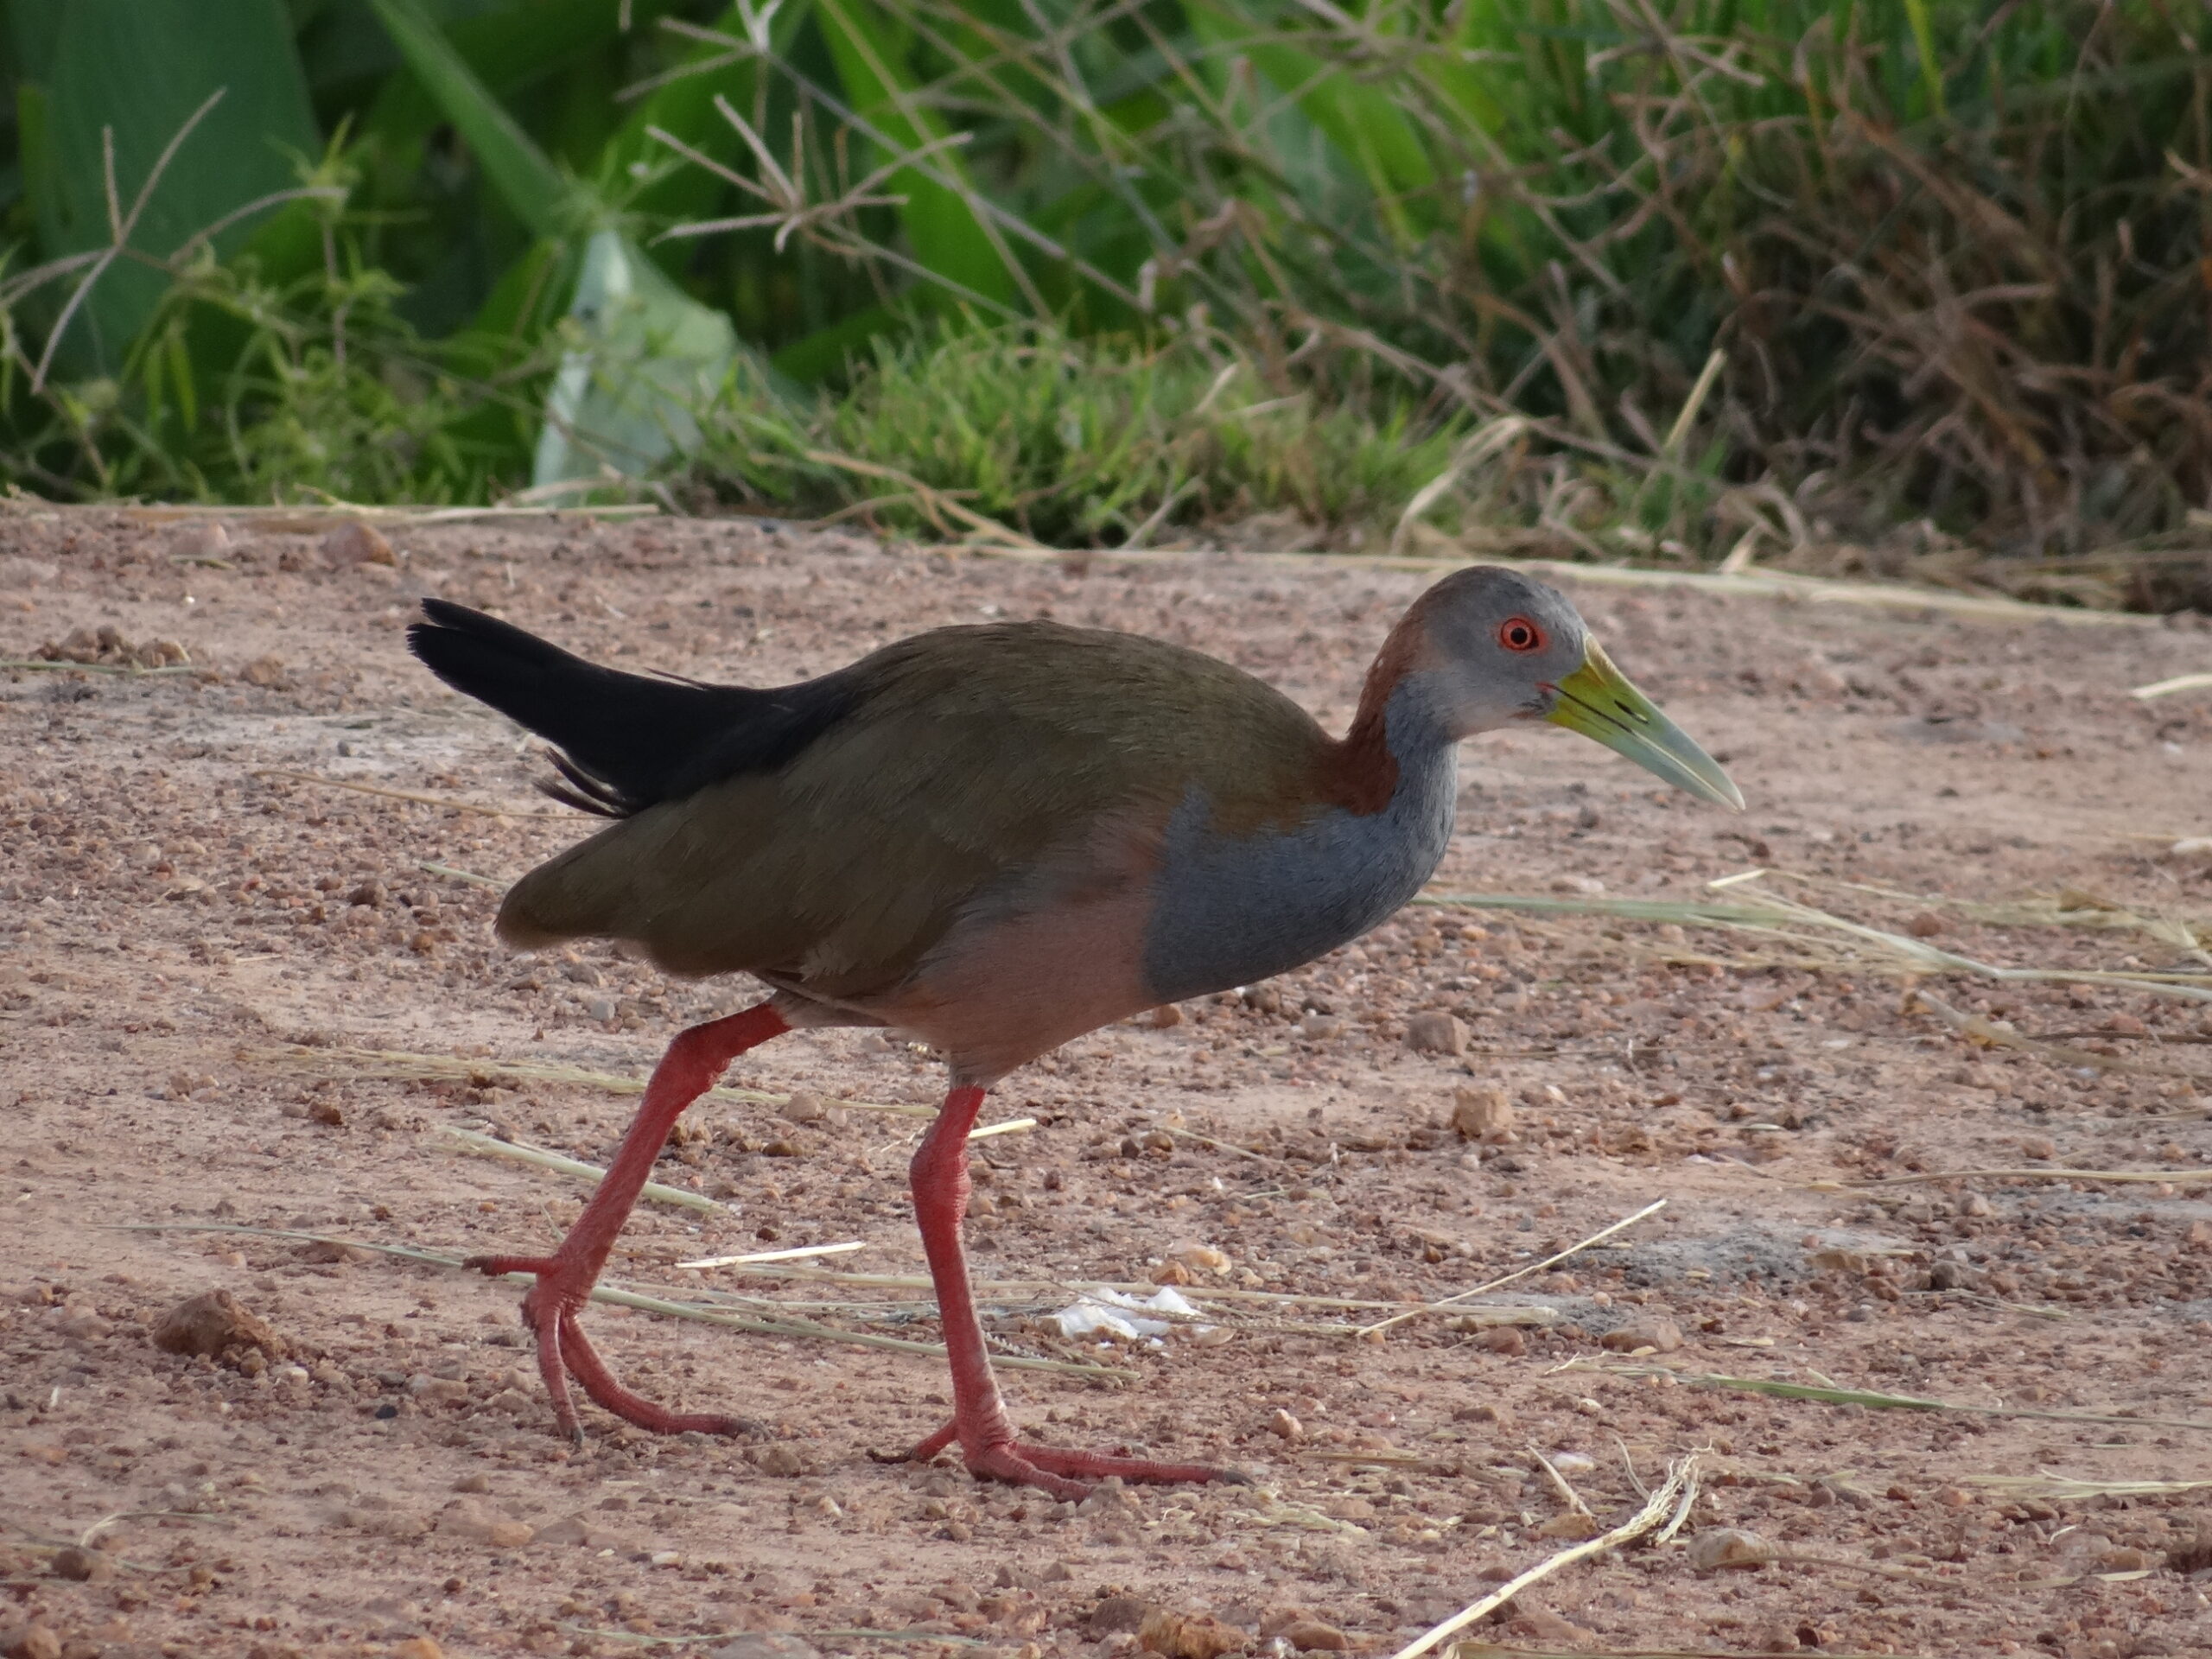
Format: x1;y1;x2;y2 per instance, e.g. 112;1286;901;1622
436;1126;723;1213
0;659;200;677
1912;989;2209;1084
1808;1166;2212;1192
1961;1474;2212;1501
1388;1452;1702;1659
675;1242;868;1269
107;1224;1134;1383
1420;876;2212;1005
1560;1360;2212;1434
1527;1444;1597;1517
1358;1200;1667;1337
113;503;661;528
2132;672;2212;701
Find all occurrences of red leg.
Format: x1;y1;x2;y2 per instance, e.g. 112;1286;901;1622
468;1002;788;1442
896;1084;1238;1497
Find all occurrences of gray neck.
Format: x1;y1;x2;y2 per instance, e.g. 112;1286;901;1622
1141;680;1459;1005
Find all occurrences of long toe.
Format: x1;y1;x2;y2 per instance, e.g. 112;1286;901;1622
558;1317;762;1439
961;1442;1096;1501
1015;1443;1243;1486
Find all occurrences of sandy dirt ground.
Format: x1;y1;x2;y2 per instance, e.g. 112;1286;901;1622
3;510;2212;1659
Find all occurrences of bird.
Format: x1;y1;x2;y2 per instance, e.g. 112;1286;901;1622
406;565;1738;1497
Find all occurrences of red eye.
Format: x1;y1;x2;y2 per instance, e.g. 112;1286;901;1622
1498;616;1545;652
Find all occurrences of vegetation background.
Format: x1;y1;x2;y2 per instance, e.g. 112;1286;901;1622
3;1;2209;607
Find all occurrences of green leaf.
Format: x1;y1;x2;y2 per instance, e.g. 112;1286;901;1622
813;0;1018;311
364;0;577;240
28;0;320;378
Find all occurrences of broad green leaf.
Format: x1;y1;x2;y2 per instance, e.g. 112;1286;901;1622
365;0;577;239
29;0;319;378
813;0;1018;312
531;227;739;491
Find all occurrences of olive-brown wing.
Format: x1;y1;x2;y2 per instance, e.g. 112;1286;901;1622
493;622;1333;1000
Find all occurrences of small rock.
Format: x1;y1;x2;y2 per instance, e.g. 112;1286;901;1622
1138;1609;1245;1659
1298;1014;1343;1040
308;1098;346;1128
1405;1013;1468;1056
753;1443;807;1478
1904;912;1947;938
48;1545;108;1582
1276;1623;1345;1653
1688;1527;1773;1572
1166;1242;1233;1276
2094;1545;2151;1573
391;1640;446;1659
3;1627;61;1659
321;519;395;568
1089;1598;1153;1637
240;655;289;689
780;1091;830;1123
152;1288;279;1360
1599;1318;1683;1354
1268;1409;1303;1441
169;521;232;561
1473;1326;1525;1357
1450;1084;1515;1141
1141;1004;1184;1028
1504;1611;1597;1645
440;1503;533;1548
2018;1135;2057;1161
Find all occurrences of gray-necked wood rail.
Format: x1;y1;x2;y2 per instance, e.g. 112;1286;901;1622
407;566;1738;1497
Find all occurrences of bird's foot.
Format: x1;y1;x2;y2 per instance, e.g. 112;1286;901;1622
884;1417;1244;1498
465;1253;761;1444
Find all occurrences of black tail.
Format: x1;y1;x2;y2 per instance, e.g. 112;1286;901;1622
405;599;855;816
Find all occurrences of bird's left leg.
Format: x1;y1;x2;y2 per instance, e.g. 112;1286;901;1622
897;1084;1235;1498
467;1001;790;1441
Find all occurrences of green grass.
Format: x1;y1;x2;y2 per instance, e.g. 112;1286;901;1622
699;322;1471;548
1;2;2208;589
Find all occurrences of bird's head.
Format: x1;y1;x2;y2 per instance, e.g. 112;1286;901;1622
1393;566;1743;810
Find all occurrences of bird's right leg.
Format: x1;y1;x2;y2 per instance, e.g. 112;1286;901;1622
467;1001;790;1442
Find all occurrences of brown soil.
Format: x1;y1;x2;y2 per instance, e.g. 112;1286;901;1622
3;512;2212;1659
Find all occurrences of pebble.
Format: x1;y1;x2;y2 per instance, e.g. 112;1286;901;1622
1298;1014;1343;1039
1137;1609;1245;1659
1089;1598;1152;1637
753;1443;808;1478
1688;1527;1773;1572
321;519;396;568
2018;1135;2057;1160
1274;1623;1346;1653
1268;1409;1304;1441
152;1288;279;1360
1;1627;60;1659
1404;1012;1468;1055
48;1546;107;1582
1599;1318;1683;1354
391;1640;446;1659
781;1091;830;1122
1166;1242;1233;1275
440;1503;535;1548
1449;1084;1515;1141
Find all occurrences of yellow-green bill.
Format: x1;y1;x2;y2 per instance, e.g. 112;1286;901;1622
1546;640;1743;810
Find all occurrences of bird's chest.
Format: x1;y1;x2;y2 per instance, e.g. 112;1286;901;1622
1140;748;1457;1004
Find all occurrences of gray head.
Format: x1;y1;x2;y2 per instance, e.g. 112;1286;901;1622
1385;566;1742;809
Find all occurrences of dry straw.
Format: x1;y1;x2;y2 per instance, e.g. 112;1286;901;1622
1560;1359;2212;1435
1388;1452;1702;1659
